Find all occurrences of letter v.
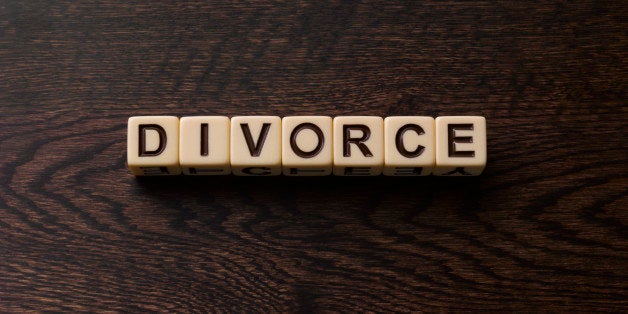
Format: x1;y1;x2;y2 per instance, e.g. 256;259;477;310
240;123;271;157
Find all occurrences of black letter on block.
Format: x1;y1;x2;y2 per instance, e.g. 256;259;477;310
241;123;271;157
393;167;423;175
343;125;372;157
289;168;326;175
443;167;471;176
200;123;209;156
139;124;167;157
140;167;169;175
189;168;223;174
448;124;474;157
242;167;272;175
344;167;371;175
395;124;425;158
290;123;324;158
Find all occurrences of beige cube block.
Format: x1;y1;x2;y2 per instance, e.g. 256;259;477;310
383;116;435;176
230;116;281;176
127;116;181;176
333;116;384;176
282;116;333;176
179;116;231;175
433;116;487;176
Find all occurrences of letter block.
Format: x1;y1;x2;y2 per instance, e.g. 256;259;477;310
433;116;486;176
230;116;282;176
383;116;435;176
179;116;231;175
282;116;333;176
333;116;384;176
127;116;181;175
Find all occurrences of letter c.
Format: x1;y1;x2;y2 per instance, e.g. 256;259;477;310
395;124;425;158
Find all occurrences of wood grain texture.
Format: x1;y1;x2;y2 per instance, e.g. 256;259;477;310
1;0;627;311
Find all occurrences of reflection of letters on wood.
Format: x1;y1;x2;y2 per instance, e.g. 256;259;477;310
126;116;486;176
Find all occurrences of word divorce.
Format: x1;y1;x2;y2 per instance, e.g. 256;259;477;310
127;116;486;176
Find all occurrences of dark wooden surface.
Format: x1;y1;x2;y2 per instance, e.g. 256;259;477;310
1;1;626;311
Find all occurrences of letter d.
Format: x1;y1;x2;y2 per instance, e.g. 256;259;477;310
139;124;167;156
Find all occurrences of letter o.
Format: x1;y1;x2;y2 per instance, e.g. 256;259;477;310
290;123;324;158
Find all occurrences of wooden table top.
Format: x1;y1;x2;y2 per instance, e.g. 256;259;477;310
1;1;626;311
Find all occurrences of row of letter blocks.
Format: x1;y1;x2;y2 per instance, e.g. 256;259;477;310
127;116;486;176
